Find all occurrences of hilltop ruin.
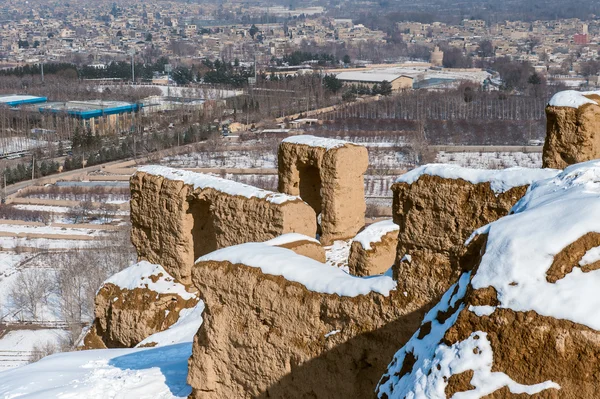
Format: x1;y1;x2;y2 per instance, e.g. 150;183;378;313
82;89;600;399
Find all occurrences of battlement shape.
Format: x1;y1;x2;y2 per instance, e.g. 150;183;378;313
130;166;317;284
278;135;369;245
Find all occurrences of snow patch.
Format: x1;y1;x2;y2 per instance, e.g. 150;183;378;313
104;261;196;301
352;219;399;250
468;160;600;330
196;243;396;297
138;165;301;205
137;301;205;348
548;90;600;108
580;246;600;266
0;343;193;398
468;305;496;317
264;233;319;246
377;273;559;398
281;135;357;150
396;164;559;194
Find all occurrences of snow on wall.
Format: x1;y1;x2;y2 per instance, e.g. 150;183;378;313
548;90;600;108
281;135;358;150
376;273;560;399
396;164;559;194
352;219;399;250
136;301;205;348
138;165;301;205
103;261;196;301
465;160;600;331
263;233;320;246
196;243;396;297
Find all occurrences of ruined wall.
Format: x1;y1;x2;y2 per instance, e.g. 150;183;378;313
391;174;528;308
278;136;369;245
544;97;600;169
130;168;317;284
383;232;600;399
187;258;425;399
83;262;199;349
348;220;399;277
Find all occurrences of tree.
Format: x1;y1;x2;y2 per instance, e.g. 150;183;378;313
342;55;351;65
379;80;393;96
249;24;259;39
172;66;193;85
477;40;494;57
8;269;54;320
442;47;472;68
323;75;343;93
145;33;152;42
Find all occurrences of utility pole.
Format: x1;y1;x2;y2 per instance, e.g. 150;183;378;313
41;61;44;84
2;171;6;204
31;154;35;180
130;51;135;83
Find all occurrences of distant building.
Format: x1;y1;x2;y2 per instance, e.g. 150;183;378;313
38;100;141;134
336;71;413;91
574;34;588;45
0;94;47;107
430;46;444;67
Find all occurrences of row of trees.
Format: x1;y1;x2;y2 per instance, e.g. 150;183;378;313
3;159;60;185
6;228;136;348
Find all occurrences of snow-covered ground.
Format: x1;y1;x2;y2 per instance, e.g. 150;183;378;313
0;137;48;155
0;329;69;370
435;151;542;169
325;240;352;273
161;150;277;169
0;342;193;398
0;224;104;237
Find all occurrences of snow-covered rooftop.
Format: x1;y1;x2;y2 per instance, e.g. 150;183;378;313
336;71;407;83
196;243;396;297
282;135;357;150
548;90;600;108
352;219;399;250
396;164;560;194
138;165;302;205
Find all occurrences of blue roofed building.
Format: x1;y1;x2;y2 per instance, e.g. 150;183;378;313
0;94;47;107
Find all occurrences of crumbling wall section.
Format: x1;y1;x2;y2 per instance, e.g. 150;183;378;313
544;92;600;169
391;174;528;307
187;247;424;399
130;167;317;284
348;220;399;276
278;136;369;245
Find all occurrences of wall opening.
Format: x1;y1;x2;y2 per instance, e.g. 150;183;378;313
297;163;322;233
188;198;218;262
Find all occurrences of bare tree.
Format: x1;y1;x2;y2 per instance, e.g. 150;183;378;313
8;269;54;320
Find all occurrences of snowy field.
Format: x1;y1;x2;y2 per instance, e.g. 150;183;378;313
0;137;48;155
0;224;104;237
161;150;277;169
435;151;542;169
0;329;69;370
0;342;193;398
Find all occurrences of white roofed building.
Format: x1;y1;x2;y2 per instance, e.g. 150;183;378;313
336;71;413;91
